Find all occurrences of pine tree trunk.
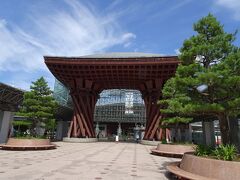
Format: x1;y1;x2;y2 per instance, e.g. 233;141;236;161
30;119;37;137
218;114;230;145
229;117;240;152
162;128;166;140
173;125;178;142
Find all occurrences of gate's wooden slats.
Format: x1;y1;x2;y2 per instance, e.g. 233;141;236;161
67;120;73;138
72;94;92;137
149;114;162;139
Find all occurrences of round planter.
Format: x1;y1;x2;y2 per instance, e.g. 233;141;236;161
1;138;56;150
151;143;195;158
63;137;98;143
167;153;240;180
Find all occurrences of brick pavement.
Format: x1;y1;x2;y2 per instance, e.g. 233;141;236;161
0;142;177;180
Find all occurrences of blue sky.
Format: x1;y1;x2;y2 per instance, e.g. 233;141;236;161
0;0;239;90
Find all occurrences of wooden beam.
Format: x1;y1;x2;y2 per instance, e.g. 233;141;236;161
149;114;162;139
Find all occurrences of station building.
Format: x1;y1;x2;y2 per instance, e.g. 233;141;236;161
0;52;222;145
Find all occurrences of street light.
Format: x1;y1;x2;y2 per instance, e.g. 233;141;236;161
196;84;208;93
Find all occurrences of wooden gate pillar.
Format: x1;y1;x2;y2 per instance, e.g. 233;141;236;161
142;90;162;140
140;79;166;141
67;79;101;138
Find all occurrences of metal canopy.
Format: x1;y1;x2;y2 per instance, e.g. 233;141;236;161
0;82;24;112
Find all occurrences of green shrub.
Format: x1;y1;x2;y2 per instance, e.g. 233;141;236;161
213;144;237;161
172;141;193;146
15;131;24;138
15;131;46;139
194;144;212;156
14;135;46;139
161;139;167;144
195;144;238;161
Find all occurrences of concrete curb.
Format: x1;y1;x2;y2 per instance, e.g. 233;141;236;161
140;140;161;146
63;137;98;143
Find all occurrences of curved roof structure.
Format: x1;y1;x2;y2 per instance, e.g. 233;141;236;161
80;52;164;58
44;53;179;90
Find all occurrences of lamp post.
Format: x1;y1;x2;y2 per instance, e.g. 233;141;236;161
196;84;208;93
95;122;100;138
196;84;215;146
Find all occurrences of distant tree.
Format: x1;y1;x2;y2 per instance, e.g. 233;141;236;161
17;77;58;137
159;14;240;145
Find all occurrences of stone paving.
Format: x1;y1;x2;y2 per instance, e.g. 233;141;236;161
0;142;178;180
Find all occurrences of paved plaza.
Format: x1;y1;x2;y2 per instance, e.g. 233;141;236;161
0;142;177;180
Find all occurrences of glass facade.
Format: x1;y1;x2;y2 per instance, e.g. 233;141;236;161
95;89;146;123
53;79;73;109
53;80;146;124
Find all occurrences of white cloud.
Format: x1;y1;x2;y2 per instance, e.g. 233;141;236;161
121;33;136;42
169;0;192;11
174;49;181;55
121;33;136;48
149;0;192;21
215;0;240;20
124;42;132;48
0;1;136;89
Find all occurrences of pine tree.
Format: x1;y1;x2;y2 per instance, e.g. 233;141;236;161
160;14;240;145
17;77;58;137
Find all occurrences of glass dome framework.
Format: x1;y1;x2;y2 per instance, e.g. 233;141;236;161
53;80;146;124
94;89;146;124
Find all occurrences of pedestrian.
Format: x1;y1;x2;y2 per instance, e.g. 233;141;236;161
136;133;139;143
